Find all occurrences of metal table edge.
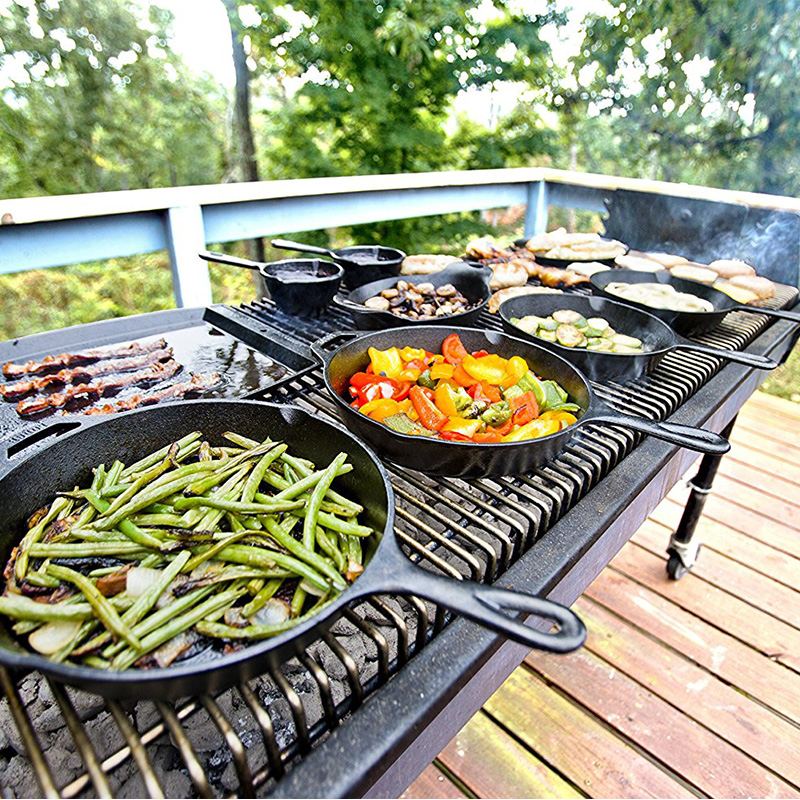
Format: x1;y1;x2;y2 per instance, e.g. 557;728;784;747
267;314;799;800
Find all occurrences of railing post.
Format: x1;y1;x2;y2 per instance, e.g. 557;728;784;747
165;205;213;308
524;181;549;238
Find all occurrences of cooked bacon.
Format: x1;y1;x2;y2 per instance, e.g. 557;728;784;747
83;372;222;415
528;263;589;288
16;359;182;416
2;338;168;379
0;347;174;400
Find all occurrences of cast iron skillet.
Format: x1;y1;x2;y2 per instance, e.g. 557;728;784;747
272;239;406;290
498;294;779;382
312;327;730;478
333;263;492;330
0;400;584;698
512;237;627;268
591;269;800;336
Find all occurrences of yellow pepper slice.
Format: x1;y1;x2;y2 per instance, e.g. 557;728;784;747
539;410;578;429
442;417;482;437
461;354;508;385
501;355;529;388
399;346;427;362
501;418;561;442
359;398;401;422
434;382;460;416
430;362;455;381
368;346;403;378
397;368;422;382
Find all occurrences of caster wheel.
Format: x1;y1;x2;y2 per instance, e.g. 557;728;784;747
667;551;688;580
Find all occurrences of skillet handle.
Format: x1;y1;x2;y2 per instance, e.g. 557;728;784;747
591;412;730;455
369;567;585;653
271;239;331;257
732;304;800;324
309;331;361;366
331;295;364;312
198;250;262;271
0;419;87;477
671;340;779;370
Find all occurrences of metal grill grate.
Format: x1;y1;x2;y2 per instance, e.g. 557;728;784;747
0;285;796;798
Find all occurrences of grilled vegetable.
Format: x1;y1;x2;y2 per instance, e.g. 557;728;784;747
0;432;370;669
511;311;644;353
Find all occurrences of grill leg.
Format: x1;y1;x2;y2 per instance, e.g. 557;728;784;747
666;414;738;580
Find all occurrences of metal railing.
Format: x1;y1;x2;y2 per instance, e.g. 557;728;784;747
2;168;799;307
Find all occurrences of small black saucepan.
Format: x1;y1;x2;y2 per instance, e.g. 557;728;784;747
199;251;342;315
312;327;729;478
0;400;584;698
591;269;800;336
272;239;406;290
333;263;493;330
498;294;779;382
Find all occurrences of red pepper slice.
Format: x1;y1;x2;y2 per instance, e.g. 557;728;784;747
472;431;503;443
471;349;490;358
509;391;540;426
468;381;502;404
349;373;410;405
439;430;472;441
409;385;447;431
442;333;469;365
491;416;514;435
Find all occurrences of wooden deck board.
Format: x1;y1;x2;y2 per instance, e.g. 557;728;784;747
408;392;800;798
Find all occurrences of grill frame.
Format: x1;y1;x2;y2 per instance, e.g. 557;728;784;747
0;287;797;799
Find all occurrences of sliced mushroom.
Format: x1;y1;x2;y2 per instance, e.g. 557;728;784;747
364;296;391;311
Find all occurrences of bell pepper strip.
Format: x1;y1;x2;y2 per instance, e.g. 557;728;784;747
473;431;503;443
382;413;436;437
502;355;529;388
516;370;547;408
471;349;489;358
434;382;460;417
441;417;482;437
539;409;578;428
359;398;409;422
368;346;403;378
509;391;540;426
439;431;472;442
501;417;561;442
469;381;502;404
429;362;455;381
481;401;511;428
461;354;508;385
442;334;469;365
409;385;448;431
350;374;410;406
452;363;478;387
400;347;427;362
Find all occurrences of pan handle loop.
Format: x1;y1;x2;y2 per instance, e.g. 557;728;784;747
368;567;585;653
309;331;361;366
670;340;779;370
591;411;730;455
732;304;800;324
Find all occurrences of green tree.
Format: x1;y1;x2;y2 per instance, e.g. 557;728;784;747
573;0;800;195
0;0;226;197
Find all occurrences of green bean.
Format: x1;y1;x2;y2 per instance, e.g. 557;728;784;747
120;432;201;478
91;464;107;493
83;655;111;669
197;598;334;640
130;513;187;527
260;517;346;590
105;461;125;489
0;594;94;622
301;453;347;551
192;465;251;531
270;463;353;502
15;495;71;581
47;564;141;649
184;460;250;496
315;525;346;573
111;587;244;670
99;456;175;519
290;506;373;537
215;544;332;593
181;530;252;573
84;490;164;549
22;572;61;588
290;585;307;617
173;497;304;515
29;541;150;558
242;578;283;618
102;585;216;659
241;444;288;502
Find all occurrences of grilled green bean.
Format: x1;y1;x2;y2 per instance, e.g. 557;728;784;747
0;595;94;622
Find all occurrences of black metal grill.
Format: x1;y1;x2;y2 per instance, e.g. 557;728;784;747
0;285;796;799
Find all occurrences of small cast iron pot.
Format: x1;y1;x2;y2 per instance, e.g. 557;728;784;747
312;326;730;478
498;294;779;382
591;269;800;336
272;239;406;290
333;263;492;330
0;400;584;698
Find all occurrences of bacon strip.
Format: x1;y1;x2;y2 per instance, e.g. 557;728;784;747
83;373;222;415
0;348;174;400
16;359;182;416
2;338;168;379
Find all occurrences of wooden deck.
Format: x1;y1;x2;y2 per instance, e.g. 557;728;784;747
403;390;800;799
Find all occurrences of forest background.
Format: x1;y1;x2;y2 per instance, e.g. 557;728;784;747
1;0;798;398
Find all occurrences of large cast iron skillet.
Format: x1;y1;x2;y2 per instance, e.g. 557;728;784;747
0;400;584;698
333;263;492;330
498;294;779;382
591;269;800;336
313;327;730;478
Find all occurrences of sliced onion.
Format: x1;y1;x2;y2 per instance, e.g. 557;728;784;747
152;630;199;668
126;567;162;597
254;598;291;626
29;621;82;655
299;579;327;598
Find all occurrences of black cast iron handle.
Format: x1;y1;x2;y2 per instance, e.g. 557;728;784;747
199;250;263;271
271;239;337;259
732;304;800;324
0;419;87;476
309;331;361;366
591;411;730;455
371;566;585;653
331;295;366;312
671;340;779;370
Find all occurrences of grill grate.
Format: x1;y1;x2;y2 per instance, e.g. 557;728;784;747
0;285;796;798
